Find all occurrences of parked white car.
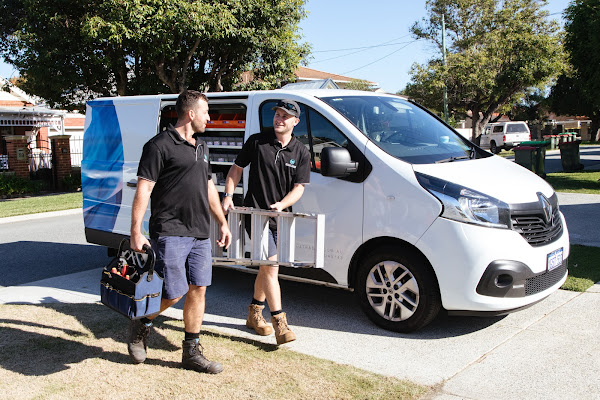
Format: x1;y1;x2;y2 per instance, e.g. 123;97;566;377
480;121;531;153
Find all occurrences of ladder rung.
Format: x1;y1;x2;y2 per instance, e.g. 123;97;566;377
211;207;324;269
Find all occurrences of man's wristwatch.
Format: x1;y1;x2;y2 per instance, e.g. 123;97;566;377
223;193;233;198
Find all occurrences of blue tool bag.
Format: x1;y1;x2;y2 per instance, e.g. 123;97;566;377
100;239;163;319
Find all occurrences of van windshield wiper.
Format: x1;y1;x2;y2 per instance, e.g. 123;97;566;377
436;149;476;163
435;155;471;163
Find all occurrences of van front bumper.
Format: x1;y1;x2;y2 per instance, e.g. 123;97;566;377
415;212;570;312
475;258;567;298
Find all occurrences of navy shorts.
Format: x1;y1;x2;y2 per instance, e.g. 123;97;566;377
150;236;212;300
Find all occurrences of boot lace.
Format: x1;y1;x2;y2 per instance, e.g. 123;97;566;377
275;316;289;333
252;308;268;325
133;324;150;344
190;340;205;356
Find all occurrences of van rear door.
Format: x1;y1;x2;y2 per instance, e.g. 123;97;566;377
83;96;165;247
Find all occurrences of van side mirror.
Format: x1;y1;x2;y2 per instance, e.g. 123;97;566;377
320;147;358;177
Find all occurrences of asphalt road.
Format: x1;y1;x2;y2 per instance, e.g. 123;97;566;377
0;212;107;287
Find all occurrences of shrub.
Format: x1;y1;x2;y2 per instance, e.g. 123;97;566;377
0;173;43;197
62;172;82;191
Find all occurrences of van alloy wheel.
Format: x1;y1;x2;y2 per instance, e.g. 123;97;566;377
356;246;441;333
365;260;419;321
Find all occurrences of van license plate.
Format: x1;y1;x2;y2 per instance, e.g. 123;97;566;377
547;248;563;272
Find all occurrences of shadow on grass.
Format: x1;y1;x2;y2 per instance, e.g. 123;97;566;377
0;302;279;377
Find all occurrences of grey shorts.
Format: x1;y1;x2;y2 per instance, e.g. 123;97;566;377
244;216;278;260
150;236;212;300
266;228;277;259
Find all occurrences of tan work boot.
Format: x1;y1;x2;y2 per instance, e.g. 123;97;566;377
271;312;296;345
246;304;274;336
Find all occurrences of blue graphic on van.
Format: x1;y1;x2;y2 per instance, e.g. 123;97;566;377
81;100;124;232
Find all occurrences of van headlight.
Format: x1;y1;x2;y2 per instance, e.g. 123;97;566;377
416;173;511;229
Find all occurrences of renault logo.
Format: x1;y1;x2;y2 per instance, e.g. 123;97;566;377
538;193;553;225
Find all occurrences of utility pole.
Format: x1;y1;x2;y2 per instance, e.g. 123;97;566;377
441;13;449;123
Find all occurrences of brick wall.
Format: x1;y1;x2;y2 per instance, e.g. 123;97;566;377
4;135;29;179
51;135;72;190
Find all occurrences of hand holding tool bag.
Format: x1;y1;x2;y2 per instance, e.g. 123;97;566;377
100;239;163;319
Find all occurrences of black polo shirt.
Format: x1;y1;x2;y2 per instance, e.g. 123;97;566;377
137;124;212;239
235;130;311;216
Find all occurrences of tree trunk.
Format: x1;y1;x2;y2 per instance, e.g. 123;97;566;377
470;108;486;143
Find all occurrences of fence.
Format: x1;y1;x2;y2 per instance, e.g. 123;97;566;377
27;138;52;173
70;136;83;167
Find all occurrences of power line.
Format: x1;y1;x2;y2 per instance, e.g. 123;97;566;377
310;40;416;64
311;34;413;53
340;40;420;75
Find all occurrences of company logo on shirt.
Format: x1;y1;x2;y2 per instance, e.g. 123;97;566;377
204;154;208;163
285;158;297;169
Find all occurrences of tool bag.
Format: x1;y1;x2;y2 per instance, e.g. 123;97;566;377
100;239;163;319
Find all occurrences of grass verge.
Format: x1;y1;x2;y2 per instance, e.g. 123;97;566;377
0;192;82;218
562;245;600;292
0;303;427;400
545;170;600;194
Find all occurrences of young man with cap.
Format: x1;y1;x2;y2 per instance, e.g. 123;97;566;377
129;90;231;373
221;99;311;345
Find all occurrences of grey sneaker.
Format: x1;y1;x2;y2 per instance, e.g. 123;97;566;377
128;319;151;364
182;339;223;374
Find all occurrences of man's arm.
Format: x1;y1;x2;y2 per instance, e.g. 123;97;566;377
130;177;155;252
270;183;306;212
208;179;231;249
221;164;243;213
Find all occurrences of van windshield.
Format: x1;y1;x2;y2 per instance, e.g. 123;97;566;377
320;95;479;164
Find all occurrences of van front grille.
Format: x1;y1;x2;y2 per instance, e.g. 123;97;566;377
511;207;563;246
525;260;567;296
510;193;563;247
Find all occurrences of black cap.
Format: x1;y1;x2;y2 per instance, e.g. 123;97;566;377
272;99;300;118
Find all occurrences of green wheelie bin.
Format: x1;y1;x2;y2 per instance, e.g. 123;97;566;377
513;140;550;177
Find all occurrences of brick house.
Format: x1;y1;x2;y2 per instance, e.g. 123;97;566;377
0;77;85;181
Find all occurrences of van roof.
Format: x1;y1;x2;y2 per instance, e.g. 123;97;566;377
486;121;528;126
86;89;407;105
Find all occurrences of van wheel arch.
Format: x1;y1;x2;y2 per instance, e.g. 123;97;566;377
349;238;442;332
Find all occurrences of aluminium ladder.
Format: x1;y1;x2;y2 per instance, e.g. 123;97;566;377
210;207;325;269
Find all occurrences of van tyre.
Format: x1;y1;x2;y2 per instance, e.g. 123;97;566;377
356;246;441;333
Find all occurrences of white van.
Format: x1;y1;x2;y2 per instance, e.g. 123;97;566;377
82;90;569;332
480;121;531;153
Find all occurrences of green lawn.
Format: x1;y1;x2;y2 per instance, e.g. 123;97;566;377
0;192;82;218
562;245;600;292
545;170;600;194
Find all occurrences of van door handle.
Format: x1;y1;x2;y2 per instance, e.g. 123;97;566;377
126;180;137;188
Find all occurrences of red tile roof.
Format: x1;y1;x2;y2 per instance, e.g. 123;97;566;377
295;66;375;85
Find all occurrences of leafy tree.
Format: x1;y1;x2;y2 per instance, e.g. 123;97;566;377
0;0;309;109
405;0;564;141
548;0;600;140
344;79;376;91
509;89;549;122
